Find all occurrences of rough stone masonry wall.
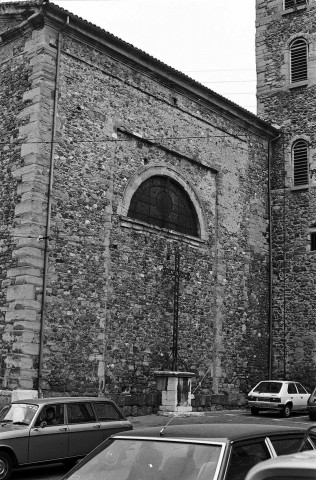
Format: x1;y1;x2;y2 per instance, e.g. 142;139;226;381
35;28;271;399
256;0;316;385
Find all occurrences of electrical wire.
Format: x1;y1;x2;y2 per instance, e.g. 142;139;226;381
184;69;255;73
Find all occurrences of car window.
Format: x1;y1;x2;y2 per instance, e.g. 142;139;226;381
93;402;123;421
34;404;65;427
270;435;313;455
253;382;282;394
64;438;223;480
296;383;308;394
287;383;298;394
226;441;270;480
67;402;97;424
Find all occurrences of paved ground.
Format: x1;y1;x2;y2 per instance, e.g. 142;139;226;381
128;409;249;428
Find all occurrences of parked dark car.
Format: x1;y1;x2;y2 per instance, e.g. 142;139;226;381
0;396;132;480
307;385;316;420
245;425;316;480
63;423;316;480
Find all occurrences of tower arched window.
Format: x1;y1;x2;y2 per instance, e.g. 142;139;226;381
292;140;309;187
290;38;308;83
127;175;199;237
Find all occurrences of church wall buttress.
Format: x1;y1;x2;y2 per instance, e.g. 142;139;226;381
0;25;57;391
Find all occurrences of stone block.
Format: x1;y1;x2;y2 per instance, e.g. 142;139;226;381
7;267;41;278
22;87;41;103
5;310;38;322
13;321;41;332
7;285;35;302
8;300;42;312
13;342;39;356
15;201;44;216
15;276;43;287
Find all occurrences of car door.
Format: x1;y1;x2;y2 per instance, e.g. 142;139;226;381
92;401;131;441
67;402;103;457
296;383;310;410
28;403;68;463
287;382;301;411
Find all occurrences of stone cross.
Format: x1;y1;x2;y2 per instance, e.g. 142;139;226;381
162;246;190;371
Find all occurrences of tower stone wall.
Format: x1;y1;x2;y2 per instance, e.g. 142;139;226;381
256;0;316;384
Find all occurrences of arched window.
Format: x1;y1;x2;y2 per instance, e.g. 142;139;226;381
292;140;309;187
127;175;199;237
284;0;306;10
290;38;308;83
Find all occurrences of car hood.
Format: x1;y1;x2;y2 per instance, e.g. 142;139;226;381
0;423;29;437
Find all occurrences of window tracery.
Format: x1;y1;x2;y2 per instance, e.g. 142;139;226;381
127;175;199;237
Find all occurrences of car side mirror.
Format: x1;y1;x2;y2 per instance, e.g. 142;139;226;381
40;421;47;428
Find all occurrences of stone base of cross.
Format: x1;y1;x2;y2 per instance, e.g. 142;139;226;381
154;370;196;413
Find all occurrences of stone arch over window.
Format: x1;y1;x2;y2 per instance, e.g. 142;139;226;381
292;139;309;187
120;166;208;240
290;37;308;83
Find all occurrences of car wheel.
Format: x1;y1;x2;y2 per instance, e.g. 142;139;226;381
309;412;316;421
282;404;292;418
251;407;260;416
0;451;12;480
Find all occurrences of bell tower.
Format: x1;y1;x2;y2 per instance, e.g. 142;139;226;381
256;0;316;383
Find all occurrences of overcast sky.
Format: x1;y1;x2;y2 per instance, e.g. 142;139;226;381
8;0;257;113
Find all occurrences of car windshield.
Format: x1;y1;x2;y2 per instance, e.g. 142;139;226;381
65;438;224;480
253;382;282;394
0;403;39;425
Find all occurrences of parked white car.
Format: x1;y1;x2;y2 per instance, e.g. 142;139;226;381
247;380;310;417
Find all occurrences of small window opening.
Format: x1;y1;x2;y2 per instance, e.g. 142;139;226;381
284;0;306;9
290;38;308;83
311;233;316;251
293;140;309;187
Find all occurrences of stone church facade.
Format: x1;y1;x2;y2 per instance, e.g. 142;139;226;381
1;0;308;407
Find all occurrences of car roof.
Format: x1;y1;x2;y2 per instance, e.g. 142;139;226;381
113;424;306;442
11;397;117;405
254;380;300;383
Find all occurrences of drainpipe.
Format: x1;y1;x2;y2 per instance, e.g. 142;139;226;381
268;132;281;380
38;17;69;397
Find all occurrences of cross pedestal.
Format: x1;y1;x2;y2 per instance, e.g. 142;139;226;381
154;371;195;414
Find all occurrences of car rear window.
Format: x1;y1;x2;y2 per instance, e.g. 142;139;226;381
296;383;308;394
253;382;282;393
67;403;96;424
94;402;122;421
270;435;312;456
226;441;270;480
